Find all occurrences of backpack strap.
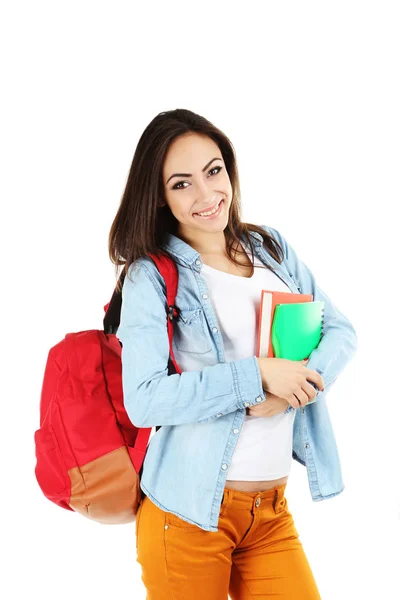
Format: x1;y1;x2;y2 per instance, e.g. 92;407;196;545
103;254;182;376
147;253;181;376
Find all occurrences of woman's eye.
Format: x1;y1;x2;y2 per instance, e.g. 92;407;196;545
209;166;222;176
172;165;222;190
172;181;188;190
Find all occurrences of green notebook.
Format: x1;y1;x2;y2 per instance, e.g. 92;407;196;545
271;301;324;360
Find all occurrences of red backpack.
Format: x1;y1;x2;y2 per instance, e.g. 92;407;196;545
34;253;182;525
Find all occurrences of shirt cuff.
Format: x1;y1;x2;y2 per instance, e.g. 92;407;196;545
230;356;266;410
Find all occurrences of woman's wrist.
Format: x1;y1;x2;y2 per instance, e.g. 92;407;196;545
256;357;270;390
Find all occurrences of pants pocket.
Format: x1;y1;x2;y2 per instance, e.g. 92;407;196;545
165;510;201;532
273;493;288;514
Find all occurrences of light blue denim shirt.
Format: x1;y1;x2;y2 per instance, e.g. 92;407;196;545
116;225;357;532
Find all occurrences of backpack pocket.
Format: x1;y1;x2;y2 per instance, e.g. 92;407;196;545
174;308;212;354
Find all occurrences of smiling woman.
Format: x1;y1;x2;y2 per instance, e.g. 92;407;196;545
108;107;356;600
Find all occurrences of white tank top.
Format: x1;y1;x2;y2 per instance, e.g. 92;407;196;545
200;249;296;481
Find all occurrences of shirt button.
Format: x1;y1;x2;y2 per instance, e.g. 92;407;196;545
221;464;228;470
255;396;263;403
255;498;261;508
212;327;219;333
202;293;208;299
305;443;309;449
165;525;169;530
233;428;239;434
244;402;250;408
195;259;201;266
301;408;305;414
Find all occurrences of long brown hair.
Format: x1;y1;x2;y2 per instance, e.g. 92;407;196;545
108;108;284;292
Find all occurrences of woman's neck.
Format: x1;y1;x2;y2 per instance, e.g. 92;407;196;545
177;228;228;257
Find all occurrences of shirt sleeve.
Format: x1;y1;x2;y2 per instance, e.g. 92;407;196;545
265;225;358;403
116;260;266;427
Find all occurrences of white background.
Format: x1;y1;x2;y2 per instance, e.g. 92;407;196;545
1;1;399;598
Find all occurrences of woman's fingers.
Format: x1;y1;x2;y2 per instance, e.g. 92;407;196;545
303;367;325;391
302;380;319;401
291;387;309;407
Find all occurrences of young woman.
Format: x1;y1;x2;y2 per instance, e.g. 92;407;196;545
109;108;357;599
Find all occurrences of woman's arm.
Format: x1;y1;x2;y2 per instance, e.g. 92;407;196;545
117;260;266;427
265;225;358;403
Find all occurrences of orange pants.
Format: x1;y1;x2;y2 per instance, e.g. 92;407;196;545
135;483;321;599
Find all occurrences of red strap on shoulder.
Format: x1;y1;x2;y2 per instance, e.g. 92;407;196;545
148;253;182;375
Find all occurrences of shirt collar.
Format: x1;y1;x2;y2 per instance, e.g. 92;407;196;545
160;229;264;270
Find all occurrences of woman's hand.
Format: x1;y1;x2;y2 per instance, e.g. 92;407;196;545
256;357;324;409
246;392;292;418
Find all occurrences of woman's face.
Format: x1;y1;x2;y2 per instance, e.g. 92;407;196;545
162;132;233;242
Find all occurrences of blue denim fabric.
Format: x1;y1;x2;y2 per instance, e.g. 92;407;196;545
116;225;357;532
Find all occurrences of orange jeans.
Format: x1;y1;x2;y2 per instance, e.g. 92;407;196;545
135;483;321;599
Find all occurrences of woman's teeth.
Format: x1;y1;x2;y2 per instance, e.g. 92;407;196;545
195;200;222;217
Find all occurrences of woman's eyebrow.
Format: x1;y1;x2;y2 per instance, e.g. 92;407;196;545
166;157;223;184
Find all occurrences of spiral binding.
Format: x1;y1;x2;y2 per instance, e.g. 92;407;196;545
320;303;325;339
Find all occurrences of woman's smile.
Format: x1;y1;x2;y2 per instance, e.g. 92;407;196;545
193;199;224;220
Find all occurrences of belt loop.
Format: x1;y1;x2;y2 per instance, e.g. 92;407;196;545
273;488;279;512
220;488;232;517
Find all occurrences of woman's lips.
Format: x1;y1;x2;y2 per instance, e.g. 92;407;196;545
193;199;223;217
